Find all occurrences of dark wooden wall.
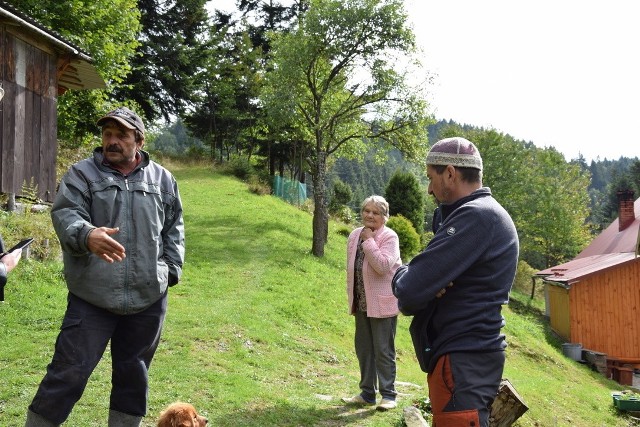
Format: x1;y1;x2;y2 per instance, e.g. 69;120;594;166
1;27;58;202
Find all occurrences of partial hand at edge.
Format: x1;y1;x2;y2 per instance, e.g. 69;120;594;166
0;248;22;273
436;282;454;298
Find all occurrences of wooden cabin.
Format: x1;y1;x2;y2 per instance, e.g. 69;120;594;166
536;190;640;363
0;2;104;202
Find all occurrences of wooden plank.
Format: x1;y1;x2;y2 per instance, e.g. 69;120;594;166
548;285;570;340
41;92;56;202
1;82;15;192
574;263;640;360
24;82;35;190
25;39;34;92
0;27;4;185
632;262;640;355
13;83;25;194
4;32;15;83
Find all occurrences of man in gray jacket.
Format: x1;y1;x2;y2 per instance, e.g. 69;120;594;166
26;107;185;427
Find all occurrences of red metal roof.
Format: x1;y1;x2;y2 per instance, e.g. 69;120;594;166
536;198;640;284
536;253;637;285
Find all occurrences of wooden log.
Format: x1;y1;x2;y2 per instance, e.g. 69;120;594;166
489;379;529;427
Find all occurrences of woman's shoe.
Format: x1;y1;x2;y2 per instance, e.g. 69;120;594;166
376;398;397;411
341;395;376;406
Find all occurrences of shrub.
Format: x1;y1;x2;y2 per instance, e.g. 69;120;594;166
331;206;354;224
421;230;434;248
248;180;271;196
335;225;352;237
329;179;353;215
299;199;314;215
223;156;254;181
513;259;541;298
386;214;421;263
0;207;60;262
385;171;425;234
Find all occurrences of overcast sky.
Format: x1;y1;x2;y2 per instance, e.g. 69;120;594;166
405;0;640;162
209;0;640;162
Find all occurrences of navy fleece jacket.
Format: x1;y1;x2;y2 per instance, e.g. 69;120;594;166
392;187;519;373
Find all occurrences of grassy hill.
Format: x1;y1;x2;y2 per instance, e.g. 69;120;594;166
0;164;633;426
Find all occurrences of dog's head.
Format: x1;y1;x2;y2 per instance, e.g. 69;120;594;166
157;402;208;427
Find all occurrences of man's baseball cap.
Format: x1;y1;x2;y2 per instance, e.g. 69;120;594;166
97;106;145;136
426;137;483;171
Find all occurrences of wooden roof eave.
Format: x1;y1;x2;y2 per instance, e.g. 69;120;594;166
0;6;93;62
538;276;572;290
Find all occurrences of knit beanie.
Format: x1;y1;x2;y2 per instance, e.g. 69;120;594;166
426;137;483;171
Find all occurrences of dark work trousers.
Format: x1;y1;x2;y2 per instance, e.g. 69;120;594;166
28;291;167;425
428;351;505;427
354;311;398;402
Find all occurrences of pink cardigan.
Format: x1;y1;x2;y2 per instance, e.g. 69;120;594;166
346;225;402;318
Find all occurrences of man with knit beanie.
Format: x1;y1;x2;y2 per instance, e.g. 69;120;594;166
392;137;519;427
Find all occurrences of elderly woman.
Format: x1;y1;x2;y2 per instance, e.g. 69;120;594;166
342;195;402;411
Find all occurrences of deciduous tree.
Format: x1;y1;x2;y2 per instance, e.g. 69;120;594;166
261;0;431;256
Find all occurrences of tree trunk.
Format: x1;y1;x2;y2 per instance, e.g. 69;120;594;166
311;151;329;257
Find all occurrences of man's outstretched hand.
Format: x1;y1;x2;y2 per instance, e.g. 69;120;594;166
87;227;126;263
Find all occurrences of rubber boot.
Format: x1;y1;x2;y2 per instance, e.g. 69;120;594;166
108;409;142;427
24;410;59;427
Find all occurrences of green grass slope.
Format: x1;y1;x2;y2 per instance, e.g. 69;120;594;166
0;165;631;426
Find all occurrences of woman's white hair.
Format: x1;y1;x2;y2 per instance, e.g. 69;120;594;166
361;195;390;223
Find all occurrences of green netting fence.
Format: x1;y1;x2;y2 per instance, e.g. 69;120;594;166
273;176;307;206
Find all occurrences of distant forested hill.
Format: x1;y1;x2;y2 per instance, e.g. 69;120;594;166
328;119;640;233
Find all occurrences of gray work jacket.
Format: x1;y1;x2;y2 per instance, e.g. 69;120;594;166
51;148;185;314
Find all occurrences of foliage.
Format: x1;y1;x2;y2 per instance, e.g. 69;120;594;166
228;0;307;54
437;124;592;269
148;119;206;158
185;27;265;163
0;208;60;262
262;0;432;256
512;259;541;298
7;0;142;145
586;156;640;233
385;170;425;234
330;206;355;224
0;165;634;426
589;160;640;233
328;179;353;215
331;146;426;213
113;0;209;123
335;225;353;237
616;391;640;401
201;1;308;176
247;179;272;196
386;214;421;262
222;155;255;181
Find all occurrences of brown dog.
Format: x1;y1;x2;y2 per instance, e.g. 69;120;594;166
157;402;208;427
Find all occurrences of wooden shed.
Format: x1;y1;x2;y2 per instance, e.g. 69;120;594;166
0;2;105;202
536;191;640;361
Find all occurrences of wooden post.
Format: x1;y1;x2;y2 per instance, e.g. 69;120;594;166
530;276;536;299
